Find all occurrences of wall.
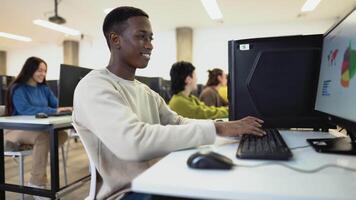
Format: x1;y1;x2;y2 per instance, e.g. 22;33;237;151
78;30;176;80
7;44;63;80
6;19;335;83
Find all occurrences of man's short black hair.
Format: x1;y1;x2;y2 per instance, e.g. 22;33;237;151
102;6;149;49
170;61;196;95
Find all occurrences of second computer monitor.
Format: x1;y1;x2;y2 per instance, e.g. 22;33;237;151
59;64;92;107
228;35;331;129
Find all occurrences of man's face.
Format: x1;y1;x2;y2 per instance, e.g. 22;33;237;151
116;16;153;69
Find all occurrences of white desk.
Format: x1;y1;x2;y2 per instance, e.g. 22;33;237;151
132;131;356;200
0;115;86;200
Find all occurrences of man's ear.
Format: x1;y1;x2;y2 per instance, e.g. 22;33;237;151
109;32;120;49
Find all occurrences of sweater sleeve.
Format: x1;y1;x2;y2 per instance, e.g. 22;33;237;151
169;95;228;119
12;87;57;115
45;86;58;108
73;77;216;161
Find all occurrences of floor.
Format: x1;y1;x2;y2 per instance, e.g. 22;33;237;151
5;138;90;200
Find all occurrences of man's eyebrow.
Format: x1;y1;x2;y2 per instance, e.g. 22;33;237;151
137;30;153;35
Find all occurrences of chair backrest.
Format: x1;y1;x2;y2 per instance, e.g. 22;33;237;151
72;123;97;200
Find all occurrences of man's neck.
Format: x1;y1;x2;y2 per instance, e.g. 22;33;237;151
107;56;136;81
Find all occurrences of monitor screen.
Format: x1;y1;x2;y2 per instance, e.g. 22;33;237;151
315;10;356;124
59;64;92;107
228;35;331;129
307;9;356;155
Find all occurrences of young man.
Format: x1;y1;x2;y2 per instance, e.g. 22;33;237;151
73;6;265;200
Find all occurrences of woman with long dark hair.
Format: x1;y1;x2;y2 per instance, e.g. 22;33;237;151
199;68;229;107
4;57;70;198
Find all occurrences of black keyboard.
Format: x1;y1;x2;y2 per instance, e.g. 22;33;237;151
48;111;72;117
236;129;292;160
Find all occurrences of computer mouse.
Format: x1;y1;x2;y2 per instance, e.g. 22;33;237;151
35;112;48;118
187;151;234;170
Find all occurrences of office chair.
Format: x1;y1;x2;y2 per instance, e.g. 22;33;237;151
64;128;80;160
72;123;97;200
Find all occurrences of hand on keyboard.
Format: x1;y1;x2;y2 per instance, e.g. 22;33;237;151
214;116;265;137
57;107;73;113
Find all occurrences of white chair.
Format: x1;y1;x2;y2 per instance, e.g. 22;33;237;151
64;128;80;160
4;143;68;200
72;123;97;200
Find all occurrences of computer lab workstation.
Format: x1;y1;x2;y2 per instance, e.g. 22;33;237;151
132;8;356;200
0;64;93;199
0;63;174;199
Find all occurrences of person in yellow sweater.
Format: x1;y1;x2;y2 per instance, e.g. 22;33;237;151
168;61;228;119
218;85;228;103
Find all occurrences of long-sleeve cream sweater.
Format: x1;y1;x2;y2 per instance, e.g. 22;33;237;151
73;68;216;199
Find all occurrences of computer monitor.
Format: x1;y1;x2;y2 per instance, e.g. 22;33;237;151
228;35;332;129
160;79;172;103
59;64;92;107
46;80;59;98
191;84;204;97
311;9;356;155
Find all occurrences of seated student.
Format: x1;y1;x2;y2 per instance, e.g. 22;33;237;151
4;57;71;200
168;62;228;119
73;6;265;200
199;68;229;107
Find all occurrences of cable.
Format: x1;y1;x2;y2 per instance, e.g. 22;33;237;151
234;162;356;174
289;144;311;150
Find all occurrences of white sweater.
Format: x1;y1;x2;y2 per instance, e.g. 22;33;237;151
73;68;216;199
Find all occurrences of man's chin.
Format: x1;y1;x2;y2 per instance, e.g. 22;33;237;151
137;63;149;69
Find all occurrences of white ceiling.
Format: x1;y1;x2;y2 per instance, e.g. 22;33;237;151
1;0;356;50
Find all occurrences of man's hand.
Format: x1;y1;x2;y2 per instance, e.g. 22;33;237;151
214;116;265;137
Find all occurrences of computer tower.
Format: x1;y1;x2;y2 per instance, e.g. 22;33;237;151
228;35;332;129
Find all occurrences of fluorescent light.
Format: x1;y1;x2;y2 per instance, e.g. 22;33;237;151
104;8;114;14
200;0;223;20
0;32;32;42
301;0;321;12
33;19;81;36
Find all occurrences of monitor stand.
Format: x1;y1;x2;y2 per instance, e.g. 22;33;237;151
307;129;356;155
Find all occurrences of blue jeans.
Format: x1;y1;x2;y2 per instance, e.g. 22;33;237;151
122;192;152;200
